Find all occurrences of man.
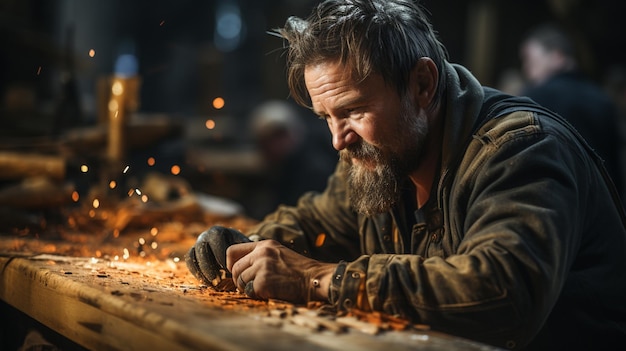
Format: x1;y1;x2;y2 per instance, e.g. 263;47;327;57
186;1;626;349
520;23;625;199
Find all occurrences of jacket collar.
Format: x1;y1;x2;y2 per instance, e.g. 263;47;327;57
439;61;485;172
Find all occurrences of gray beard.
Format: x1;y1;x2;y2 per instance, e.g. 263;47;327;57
341;98;429;216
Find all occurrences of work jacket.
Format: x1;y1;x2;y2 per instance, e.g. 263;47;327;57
249;62;626;350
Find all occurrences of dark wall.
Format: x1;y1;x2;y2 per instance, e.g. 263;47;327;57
1;0;625;135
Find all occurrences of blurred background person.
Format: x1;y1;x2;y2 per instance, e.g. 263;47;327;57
245;100;337;220
519;23;625;201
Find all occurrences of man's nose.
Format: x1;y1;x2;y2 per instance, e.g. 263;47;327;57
329;118;357;151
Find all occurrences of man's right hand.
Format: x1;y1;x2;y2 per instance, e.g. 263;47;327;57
185;226;251;291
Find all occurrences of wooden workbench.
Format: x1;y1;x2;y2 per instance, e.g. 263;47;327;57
0;196;505;351
0;251;507;351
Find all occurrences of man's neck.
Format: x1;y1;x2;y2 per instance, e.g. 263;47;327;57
409;115;443;208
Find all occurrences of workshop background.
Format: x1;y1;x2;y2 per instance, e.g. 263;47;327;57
2;0;626;221
1;1;626;350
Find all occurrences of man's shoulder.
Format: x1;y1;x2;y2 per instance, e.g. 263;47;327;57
475;91;577;145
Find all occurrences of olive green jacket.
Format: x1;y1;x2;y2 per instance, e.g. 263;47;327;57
249;62;626;350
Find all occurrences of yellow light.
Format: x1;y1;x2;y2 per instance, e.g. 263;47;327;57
80;164;89;173
108;100;119;112
92;199;100;208
171;165;181;175
205;119;216;130
150;227;158;236
112;81;124;96
88;49;96;57
212;97;225;109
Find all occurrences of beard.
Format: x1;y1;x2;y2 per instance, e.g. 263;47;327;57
340;96;429;216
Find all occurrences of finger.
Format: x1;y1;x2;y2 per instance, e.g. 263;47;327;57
236;274;247;292
244;280;261;300
235;273;262;300
233;259;260;292
226;241;260;272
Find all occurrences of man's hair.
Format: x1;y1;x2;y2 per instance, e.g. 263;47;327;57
274;0;448;110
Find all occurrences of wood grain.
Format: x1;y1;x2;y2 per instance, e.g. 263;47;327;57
0;254;505;351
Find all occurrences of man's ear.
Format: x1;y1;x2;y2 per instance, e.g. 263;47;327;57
410;57;438;108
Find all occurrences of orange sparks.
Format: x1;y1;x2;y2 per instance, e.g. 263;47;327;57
171;165;181;175
36;66;42;75
147;157;156;166
141;194;149;203
71;191;80;202
150;227;158;236
315;233;326;247
212;97;225;109
205;119;216;130
88;49;96;57
109;180;117;189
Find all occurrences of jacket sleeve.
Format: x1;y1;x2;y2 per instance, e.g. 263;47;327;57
247;160;361;263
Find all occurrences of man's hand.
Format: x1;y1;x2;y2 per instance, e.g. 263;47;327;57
226;240;337;303
185;226;251;291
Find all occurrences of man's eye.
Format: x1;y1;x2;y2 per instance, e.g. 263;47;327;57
347;108;363;117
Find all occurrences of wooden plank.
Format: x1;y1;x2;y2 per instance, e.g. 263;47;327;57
0;254;505;351
0;256;223;351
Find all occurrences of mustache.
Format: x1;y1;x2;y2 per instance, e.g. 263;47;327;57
339;142;382;163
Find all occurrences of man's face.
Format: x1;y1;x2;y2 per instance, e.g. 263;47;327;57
520;40;560;86
305;61;429;215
